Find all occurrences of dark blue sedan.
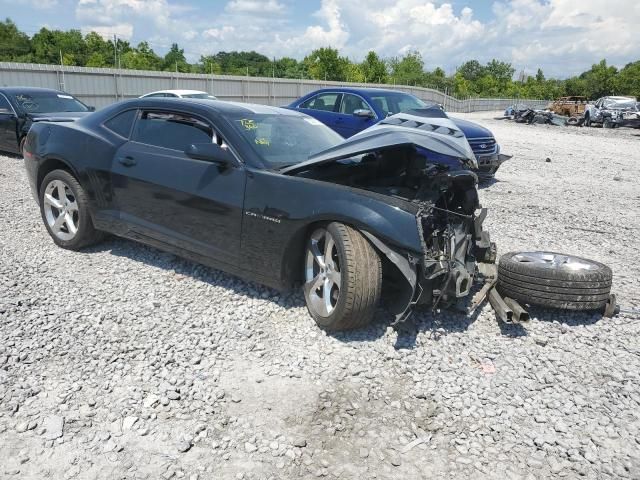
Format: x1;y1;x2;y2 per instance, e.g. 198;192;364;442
287;87;510;178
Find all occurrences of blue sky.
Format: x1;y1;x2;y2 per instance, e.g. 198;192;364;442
2;0;639;78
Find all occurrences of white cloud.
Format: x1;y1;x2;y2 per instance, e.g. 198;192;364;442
82;23;134;40
75;0;640;77
225;0;285;15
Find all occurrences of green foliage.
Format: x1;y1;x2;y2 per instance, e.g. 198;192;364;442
1;18;639;100
303;47;349;81
360;51;387;83
388;51;424;86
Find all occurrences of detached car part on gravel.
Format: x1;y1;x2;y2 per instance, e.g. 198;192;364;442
24;99;496;331
497;252;613;311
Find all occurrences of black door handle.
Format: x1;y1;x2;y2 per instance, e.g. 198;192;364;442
118;156;136;167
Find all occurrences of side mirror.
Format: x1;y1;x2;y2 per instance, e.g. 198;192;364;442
87;106;96;112
353;109;374;118
185;142;238;168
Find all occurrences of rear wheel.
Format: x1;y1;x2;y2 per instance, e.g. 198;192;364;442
39;169;104;250
497;251;612;311
303;223;382;330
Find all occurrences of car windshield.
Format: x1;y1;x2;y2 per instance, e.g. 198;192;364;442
604;98;637;109
369;92;429;116
182;93;217;100
230;113;343;167
10;91;89;113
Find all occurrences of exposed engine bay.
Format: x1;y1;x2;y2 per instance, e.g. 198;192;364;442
295;144;494;320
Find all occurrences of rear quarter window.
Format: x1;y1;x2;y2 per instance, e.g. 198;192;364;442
104;109;137;138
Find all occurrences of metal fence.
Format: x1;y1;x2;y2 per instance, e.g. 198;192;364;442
0;62;549;113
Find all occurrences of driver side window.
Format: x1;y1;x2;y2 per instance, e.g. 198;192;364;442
132;111;213;151
339;94;369;115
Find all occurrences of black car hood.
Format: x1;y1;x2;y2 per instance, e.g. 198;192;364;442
281;110;477;175
27;111;91;122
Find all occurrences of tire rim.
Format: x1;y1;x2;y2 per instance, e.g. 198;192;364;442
512;252;598;271
305;228;341;317
43;179;79;241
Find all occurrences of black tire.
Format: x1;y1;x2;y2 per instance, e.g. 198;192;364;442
19;136;26;157
603;119;613;129
39;169;104;250
497;251;612;311
303;222;382;331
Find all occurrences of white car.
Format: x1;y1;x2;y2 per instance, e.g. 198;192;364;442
140;90;217;100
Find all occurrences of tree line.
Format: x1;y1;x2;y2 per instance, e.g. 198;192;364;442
1;18;638;100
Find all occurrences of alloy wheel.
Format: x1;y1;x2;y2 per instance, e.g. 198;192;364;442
305;228;341;317
43;179;79;241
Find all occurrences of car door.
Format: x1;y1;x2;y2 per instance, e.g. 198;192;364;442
0;93;19;153
336;93;377;137
110;109;246;265
296;92;343;135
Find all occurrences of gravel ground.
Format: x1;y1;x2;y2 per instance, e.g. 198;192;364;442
1;115;639;480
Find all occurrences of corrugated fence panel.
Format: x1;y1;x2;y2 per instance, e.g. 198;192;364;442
0;62;551;113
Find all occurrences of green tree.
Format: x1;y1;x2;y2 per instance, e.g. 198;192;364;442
388;51;425;86
0;18;31;61
162;43;189;72
31;27;88;65
616;61;640;98
121;42;162;70
360;51;387;83
581;59;618;98
535;68;545;83
458;60;484;82
303;47;348;81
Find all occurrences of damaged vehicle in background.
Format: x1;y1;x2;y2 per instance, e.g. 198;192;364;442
0;87;94;156
584;96;640;128
287;87;511;180
23;98;496;331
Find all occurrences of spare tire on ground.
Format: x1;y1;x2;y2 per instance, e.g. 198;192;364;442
497;251;612;311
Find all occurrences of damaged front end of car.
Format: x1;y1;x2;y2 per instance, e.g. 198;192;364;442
283;109;495;322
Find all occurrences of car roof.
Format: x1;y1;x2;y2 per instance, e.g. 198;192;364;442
0;86;68;95
127;97;306;116
306;87;414;97
143;89;210;95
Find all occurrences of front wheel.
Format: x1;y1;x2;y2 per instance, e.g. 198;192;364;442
303;223;382;330
39;169;104;250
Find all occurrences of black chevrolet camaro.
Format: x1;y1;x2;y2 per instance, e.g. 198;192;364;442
24;98;494;330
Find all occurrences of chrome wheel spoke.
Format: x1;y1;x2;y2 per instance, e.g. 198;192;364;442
324;236;335;269
328;270;341;286
52;213;66;233
44;193;63;209
322;278;333;315
67;200;78;213
310;241;325;269
306;273;324;293
65;213;78;234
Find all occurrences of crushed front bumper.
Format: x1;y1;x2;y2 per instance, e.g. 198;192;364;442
475;153;512;179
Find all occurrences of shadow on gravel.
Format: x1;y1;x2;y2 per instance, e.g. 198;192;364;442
82;237;307;307
477;177;499;189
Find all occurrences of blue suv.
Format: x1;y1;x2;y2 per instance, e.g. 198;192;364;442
287;87;509;178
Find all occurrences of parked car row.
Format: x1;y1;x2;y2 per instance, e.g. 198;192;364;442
5;84;510;330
